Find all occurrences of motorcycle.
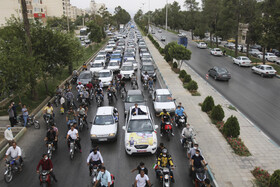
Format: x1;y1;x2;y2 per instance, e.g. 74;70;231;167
78;114;86;131
44;114;53;130
18;115;40;129
39;170;51;187
194;167;207;187
148;84;153;96
96;94;102;107
162;121;173;141
71;75;78;85
91;164;99;184
176;115;186;128
108;91;114;104
182;137;193;152
131;80;137;90
4;159;23;183
54;94;61;107
143;80;148;90
120;88;126;99
47;141;55;159
157;167;172;187
69;139;78;159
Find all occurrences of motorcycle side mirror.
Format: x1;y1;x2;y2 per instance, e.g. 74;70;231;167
122;126;126;130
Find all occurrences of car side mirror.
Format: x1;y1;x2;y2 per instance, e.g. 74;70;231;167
122;126;126;130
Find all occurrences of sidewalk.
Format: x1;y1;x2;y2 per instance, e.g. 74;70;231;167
144;36;280;187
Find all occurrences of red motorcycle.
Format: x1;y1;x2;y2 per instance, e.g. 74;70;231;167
163;121;173;141
39;170;51;187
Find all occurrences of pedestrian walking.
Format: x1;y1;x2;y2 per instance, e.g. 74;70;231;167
8;104;16;127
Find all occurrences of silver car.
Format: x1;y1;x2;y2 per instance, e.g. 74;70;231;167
124;90;145;116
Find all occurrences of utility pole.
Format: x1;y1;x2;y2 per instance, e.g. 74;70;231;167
165;0;168;30
148;0;150;33
20;0;32;55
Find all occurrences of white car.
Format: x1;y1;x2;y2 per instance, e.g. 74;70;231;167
97;51;107;59
210;48;223;56
107;61;120;72
197;42;207;49
90;62;104;75
158;29;162;33
161;36;166;41
97;69;113;87
120;62;134;79
91;55;105;64
126;60;138;71
248;49;262;57
152;89;176;114
258;53;278;62
104;46;114;53
233;56;252;67
276;59;280;65
123;105;158;155
251;65;276;78
90;106;118;142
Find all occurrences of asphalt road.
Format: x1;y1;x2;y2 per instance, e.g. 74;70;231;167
0;30;193;187
152;26;280;146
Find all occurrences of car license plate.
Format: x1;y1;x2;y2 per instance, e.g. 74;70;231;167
223;75;227;77
99;138;107;141
270;71;274;74
137;150;147;153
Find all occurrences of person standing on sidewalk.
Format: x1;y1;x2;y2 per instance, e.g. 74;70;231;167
4;125;14;145
11;101;20;123
21;104;28;127
8;104;16;127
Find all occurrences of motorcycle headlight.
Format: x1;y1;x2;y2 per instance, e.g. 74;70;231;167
179;119;184;122
164;174;169;179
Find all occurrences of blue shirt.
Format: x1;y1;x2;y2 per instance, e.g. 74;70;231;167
175;108;184;116
22;107;28;116
97;170;111;186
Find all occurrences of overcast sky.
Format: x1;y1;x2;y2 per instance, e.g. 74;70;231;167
70;0;201;16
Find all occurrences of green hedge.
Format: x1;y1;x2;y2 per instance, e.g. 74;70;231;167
222;115;240;138
201;96;215;112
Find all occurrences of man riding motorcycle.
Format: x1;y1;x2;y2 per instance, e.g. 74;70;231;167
156;148;175;183
66;124;81;152
36;154;58;183
43;102;54;122
175;105;187;126
5;142;23;170
191;149;207;179
44;127;58;150
142;71;149;82
66;107;77;128
157;109;174;137
107;85;118;100
87;147;104;176
77;104;88;126
95;85;104;102
181;124;194;147
148;77;154;90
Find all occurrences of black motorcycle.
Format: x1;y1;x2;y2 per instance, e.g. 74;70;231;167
194;167;207;186
4;159;23;183
176;115;187;128
18;115;40;129
44;114;53;130
107;91;114;104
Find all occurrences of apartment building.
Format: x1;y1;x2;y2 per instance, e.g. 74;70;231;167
0;0;85;26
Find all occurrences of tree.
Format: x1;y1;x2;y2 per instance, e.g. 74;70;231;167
113;6;131;27
163;42;177;62
184;0;199;40
270;169;280;187
222;115;240;138
211;104;225;121
201;96;215;112
47;16;75;32
86;21;103;43
168;43;192;69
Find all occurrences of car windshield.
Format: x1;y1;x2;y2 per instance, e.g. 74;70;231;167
99;72;111;77
142;65;154;71
217;68;228;73
105;47;112;49
109;62;119;66
121;66;133;71
215;49;221;51
155;95;173;102
266;67;273;70
126;94;144;103
127;119;153;132
95;56;104;60
92;63;103;68
79;73;91;79
111;54;121;59
94;115;114;125
98;52;106;55
241;57;249;60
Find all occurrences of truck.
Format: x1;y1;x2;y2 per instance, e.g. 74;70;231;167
178;36;188;48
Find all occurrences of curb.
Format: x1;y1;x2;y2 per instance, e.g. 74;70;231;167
145;32;219;187
0;127;26;160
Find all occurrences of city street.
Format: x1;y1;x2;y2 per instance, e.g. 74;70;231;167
0;32;193;187
152;26;280;146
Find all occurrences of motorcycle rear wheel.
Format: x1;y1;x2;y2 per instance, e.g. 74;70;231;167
34;121;40;129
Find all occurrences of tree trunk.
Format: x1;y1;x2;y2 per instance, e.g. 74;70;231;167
246;42;249;57
179;60;183;70
215;35;218;48
262;47;266;64
43;76;49;96
191;30;194;40
68;62;73;75
235;1;240;57
210;32;213;48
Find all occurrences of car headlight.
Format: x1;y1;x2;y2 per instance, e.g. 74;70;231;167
109;133;115;137
91;134;97;137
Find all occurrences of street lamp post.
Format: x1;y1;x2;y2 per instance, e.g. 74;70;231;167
165;0;168;31
148;0;150;33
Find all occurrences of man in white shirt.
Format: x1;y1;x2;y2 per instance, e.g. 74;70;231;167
5;142;22;169
4;125;14;145
134;170;151;187
66;124;81;152
87;147;104;176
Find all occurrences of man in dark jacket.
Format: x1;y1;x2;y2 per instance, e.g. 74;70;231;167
131;103;147;115
36;154;57;182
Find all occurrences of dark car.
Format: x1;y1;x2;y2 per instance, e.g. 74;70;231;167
140;62;157;81
208;66;231;81
124;90;145;116
77;71;93;85
271;49;280;57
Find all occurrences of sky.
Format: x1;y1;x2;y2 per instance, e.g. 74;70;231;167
70;0;201;17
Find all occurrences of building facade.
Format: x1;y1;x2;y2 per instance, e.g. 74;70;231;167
90;0;106;15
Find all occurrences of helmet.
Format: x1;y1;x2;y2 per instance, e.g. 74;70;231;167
78;82;81;85
163;109;167;113
162;148;168;154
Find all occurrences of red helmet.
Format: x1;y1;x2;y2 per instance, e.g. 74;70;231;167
78;82;81;85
